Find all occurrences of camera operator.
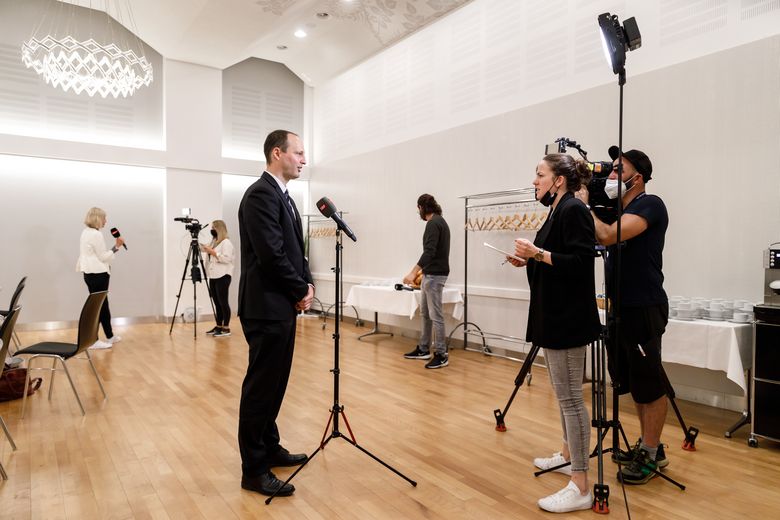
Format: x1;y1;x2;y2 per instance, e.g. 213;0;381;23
580;147;670;485
201;220;234;337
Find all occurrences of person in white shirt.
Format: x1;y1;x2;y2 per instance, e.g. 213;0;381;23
201;220;235;337
75;207;124;349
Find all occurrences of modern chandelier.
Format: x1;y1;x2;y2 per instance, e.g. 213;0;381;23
21;0;153;98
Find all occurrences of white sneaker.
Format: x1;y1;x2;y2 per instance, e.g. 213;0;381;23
107;335;122;344
538;480;593;513
533;452;572;476
89;340;113;350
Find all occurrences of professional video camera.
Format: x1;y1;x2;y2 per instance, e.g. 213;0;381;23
544;137;618;224
174;215;204;236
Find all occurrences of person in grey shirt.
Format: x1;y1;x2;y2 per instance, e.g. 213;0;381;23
403;194;451;369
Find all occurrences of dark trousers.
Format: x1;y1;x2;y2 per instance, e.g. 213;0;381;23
83;272;113;338
238;316;297;477
209;275;231;327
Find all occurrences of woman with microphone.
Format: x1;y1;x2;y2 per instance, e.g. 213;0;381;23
76;207;124;349
201;220;235;337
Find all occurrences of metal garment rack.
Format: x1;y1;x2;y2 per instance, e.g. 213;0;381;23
448;188;545;369
303;214;362;329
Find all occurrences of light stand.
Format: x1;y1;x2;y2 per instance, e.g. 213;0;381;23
169;232;216;339
265;228;417;504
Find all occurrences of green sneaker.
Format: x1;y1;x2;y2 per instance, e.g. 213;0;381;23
612;440;668;469
618;448;658;485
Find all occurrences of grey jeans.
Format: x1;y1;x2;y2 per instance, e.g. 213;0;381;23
419;274;448;355
545;346;590;472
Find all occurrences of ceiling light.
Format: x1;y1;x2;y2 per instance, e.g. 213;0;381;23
20;0;153;98
316;12;330;19
277;45;288;50
294;29;307;38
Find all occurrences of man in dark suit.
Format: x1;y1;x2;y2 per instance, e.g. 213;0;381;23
237;129;314;497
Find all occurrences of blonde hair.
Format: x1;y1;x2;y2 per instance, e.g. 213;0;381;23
84;207;106;229
211;220;229;245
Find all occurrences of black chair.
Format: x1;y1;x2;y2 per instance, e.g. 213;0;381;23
0;306;21;480
0;276;26;349
15;291;108;418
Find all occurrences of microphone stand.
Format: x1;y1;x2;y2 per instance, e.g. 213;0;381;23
265;228;417;504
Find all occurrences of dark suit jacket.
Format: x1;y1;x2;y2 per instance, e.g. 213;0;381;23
525;191;601;349
238;171;313;321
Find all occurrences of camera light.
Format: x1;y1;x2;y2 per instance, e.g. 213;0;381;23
598;13;641;76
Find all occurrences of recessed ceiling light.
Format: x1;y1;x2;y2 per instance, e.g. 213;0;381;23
294;29;307;38
276;45;288;50
316;12;329;19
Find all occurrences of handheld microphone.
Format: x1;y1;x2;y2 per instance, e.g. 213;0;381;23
110;227;128;250
316;197;357;242
394;284;415;291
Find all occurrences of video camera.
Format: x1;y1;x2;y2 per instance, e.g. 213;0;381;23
544;137;618;224
174;215;205;237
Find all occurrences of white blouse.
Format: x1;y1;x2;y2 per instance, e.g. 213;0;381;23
206;238;235;279
76;227;114;274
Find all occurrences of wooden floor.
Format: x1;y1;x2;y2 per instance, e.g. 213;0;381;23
1;317;779;519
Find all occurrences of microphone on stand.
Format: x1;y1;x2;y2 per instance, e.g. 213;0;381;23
316;197;357;242
110;227;128;249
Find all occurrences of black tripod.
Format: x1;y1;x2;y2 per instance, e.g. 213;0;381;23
265;229;417;504
169;232;216;338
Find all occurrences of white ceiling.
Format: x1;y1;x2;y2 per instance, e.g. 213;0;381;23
69;0;473;86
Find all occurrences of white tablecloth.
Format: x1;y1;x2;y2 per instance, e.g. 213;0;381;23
346;285;464;320
663;318;753;393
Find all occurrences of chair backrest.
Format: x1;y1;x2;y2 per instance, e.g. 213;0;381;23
76;291;108;352
6;277;26;311
0;306;21;363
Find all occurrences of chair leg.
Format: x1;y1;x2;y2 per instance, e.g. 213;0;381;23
48;358;57;401
0;415;16;451
59;359;85;416
12;330;21;348
20;356;33;419
0;459;7;480
84;350;107;399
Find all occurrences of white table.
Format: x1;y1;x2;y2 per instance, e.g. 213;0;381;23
345;285;464;340
663;318;752;393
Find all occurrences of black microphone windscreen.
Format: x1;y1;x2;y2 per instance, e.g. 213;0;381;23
316;197;336;218
110;227;121;238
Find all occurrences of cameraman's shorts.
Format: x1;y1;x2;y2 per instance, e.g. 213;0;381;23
607;303;668;404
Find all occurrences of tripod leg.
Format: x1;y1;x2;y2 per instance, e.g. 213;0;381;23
659;365;698;450
169;249;192;334
493;344;540;431
265;438;332;505
336;407;417;487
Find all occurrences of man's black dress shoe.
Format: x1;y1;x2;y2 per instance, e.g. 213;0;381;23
241;471;295;496
268;447;308;467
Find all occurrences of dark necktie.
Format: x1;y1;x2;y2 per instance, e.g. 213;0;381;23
284;190;297;220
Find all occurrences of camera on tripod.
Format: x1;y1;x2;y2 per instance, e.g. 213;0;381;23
544;137;618;224
174;216;203;236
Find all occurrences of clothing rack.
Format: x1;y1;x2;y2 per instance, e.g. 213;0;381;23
302;214;362;328
448;188;545;367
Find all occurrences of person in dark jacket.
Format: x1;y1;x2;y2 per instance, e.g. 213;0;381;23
402;194;451;369
508;153;600;513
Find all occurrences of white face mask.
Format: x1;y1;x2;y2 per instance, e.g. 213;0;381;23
604;174;638;199
604;178;625;200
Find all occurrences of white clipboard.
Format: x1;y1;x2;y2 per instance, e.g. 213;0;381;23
483;242;523;262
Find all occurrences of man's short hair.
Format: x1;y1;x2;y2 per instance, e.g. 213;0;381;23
609;146;653;182
264;130;298;164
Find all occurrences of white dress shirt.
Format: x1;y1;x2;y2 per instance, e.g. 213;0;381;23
76;227;114;274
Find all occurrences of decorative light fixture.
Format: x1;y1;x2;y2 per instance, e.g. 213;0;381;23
21;0;153;98
294;29;307;38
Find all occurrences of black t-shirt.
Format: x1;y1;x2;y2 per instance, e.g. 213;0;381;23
606;193;668;307
417;214;450;276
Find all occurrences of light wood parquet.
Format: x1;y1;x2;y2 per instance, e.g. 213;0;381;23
1;317;779;519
